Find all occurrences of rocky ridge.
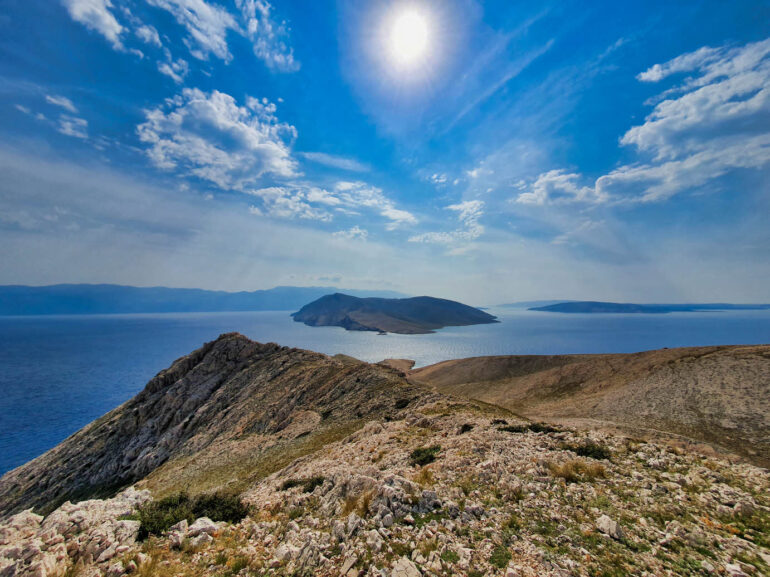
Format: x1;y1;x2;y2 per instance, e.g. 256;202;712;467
0;333;439;516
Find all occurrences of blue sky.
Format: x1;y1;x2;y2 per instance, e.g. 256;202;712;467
0;0;768;304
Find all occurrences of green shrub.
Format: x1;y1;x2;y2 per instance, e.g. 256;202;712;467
280;476;325;493
137;492;195;539
395;398;412;410
527;422;559;433
441;550;460;563
136;491;248;539
459;423;474;434
489;544;511;568
564;440;612;460
193;491;249;523
409;445;441;466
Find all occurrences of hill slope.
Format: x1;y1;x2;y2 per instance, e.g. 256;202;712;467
291;293;498;334
0;333;440;515
409;344;770;466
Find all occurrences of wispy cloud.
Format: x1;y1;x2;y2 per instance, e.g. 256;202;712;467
135;24;162;47
332;226;368;240
246;180;416;229
145;0;237;61
409;200;484;245
57;115;88;139
45;95;78;113
300;152;370;172
61;0;124;49
157;50;189;83
236;0;299;72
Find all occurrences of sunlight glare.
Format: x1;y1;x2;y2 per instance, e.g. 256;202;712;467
389;9;430;68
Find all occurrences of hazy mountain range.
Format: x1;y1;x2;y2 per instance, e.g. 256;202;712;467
0;284;406;315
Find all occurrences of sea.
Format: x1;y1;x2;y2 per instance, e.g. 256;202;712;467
1;307;769;475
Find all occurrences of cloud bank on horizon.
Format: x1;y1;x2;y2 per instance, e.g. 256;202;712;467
0;0;768;303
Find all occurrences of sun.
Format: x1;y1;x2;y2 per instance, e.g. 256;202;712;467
389;9;430;68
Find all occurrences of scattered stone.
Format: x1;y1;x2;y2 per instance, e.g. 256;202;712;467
596;515;625;540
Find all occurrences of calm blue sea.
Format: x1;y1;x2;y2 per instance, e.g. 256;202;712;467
1;308;769;475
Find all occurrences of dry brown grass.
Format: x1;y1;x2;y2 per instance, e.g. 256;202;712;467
413;465;436;487
341;488;376;517
549;458;606;483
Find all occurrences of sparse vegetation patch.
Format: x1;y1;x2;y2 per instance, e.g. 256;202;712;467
136;491;247;539
409;445;441;466
280;475;326;493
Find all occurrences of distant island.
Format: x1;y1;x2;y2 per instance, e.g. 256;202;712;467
291;293;498;334
0;284;406;315
530;301;770;313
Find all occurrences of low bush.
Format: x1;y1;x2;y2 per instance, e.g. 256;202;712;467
136;491;248;539
280;476;326;493
563;440;613;460
527;422;559;433
394;398;412;410
489;544;512;568
410;445;441;467
491;419;508;425
458;423;474;434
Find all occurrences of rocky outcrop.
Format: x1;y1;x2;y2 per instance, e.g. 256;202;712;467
0;487;149;577
0;333;439;516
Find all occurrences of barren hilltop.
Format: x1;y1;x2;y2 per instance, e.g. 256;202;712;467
1;335;768;577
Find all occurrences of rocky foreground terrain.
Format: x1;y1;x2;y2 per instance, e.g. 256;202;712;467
1;334;769;577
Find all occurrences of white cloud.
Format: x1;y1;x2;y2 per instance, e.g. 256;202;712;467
518;38;770;204
248;186;332;221
409;200;484;245
135;24;162;47
137;88;297;189
429;173;447;184
245;181;415;228
157;50;189;83
57;115;88;139
300;152;370;172
45;95;78;113
236;0;299;72
146;0;237;61
61;0;123;49
332;226;368;240
516;169;604;205
333;181;417;229
636;46;721;83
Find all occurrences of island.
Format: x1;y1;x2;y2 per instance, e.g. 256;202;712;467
291;293;498;334
529;301;770;313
